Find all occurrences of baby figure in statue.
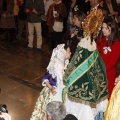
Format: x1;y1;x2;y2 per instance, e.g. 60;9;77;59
30;44;71;120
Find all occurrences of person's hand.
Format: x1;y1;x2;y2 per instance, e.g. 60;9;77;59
43;114;47;120
41;15;47;20
114;75;120;85
71;29;79;38
108;11;118;16
54;13;59;17
2;13;6;18
26;8;29;13
32;8;37;14
50;87;57;95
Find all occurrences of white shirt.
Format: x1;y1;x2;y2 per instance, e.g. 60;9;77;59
44;0;53;15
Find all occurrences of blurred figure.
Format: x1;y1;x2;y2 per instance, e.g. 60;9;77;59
14;0;19;34
103;0;119;17
0;104;11;120
66;0;80;29
25;0;45;51
103;0;120;27
64;11;86;59
16;0;27;40
99;0;103;7
0;0;16;41
41;0;53;43
64;0;90;32
116;0;120;4
89;0;101;8
89;0;106;16
47;0;67;50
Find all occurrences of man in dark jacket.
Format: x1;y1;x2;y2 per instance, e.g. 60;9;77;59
25;0;45;50
17;0;27;40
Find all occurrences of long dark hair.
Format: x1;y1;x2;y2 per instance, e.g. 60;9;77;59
98;17;120;46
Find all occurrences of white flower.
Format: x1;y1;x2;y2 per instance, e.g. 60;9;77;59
103;46;111;54
103;47;111;52
74;5;79;11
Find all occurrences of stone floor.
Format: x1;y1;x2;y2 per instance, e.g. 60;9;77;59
0;36;120;120
0;37;51;120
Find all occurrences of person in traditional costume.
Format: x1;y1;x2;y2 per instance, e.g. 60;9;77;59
104;75;120;120
62;5;108;120
96;17;120;97
30;44;71;120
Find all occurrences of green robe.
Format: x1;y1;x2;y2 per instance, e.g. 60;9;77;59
62;45;108;107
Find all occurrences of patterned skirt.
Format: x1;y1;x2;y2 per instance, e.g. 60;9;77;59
30;87;53;120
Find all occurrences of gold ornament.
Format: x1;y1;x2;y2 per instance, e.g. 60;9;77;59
82;6;103;39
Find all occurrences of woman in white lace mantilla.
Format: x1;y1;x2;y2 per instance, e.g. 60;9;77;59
30;44;71;120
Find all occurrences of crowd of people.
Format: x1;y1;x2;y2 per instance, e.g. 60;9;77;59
0;0;120;120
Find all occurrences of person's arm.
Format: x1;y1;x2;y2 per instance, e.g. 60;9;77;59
45;81;57;95
25;0;29;13
63;28;78;41
33;0;45;15
63;30;71;40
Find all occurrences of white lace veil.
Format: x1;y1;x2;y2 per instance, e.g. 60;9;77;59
47;44;67;79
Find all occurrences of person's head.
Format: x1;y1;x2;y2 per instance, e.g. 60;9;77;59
64;46;71;60
99;0;103;7
72;11;86;28
51;44;71;63
46;101;66;120
99;17;119;44
89;0;100;8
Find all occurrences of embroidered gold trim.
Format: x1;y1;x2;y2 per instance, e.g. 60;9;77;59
68;95;108;108
66;50;98;88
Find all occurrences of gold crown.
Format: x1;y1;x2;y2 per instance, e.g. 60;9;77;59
82;6;103;39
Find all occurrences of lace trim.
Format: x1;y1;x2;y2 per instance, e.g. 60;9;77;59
78;37;96;51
